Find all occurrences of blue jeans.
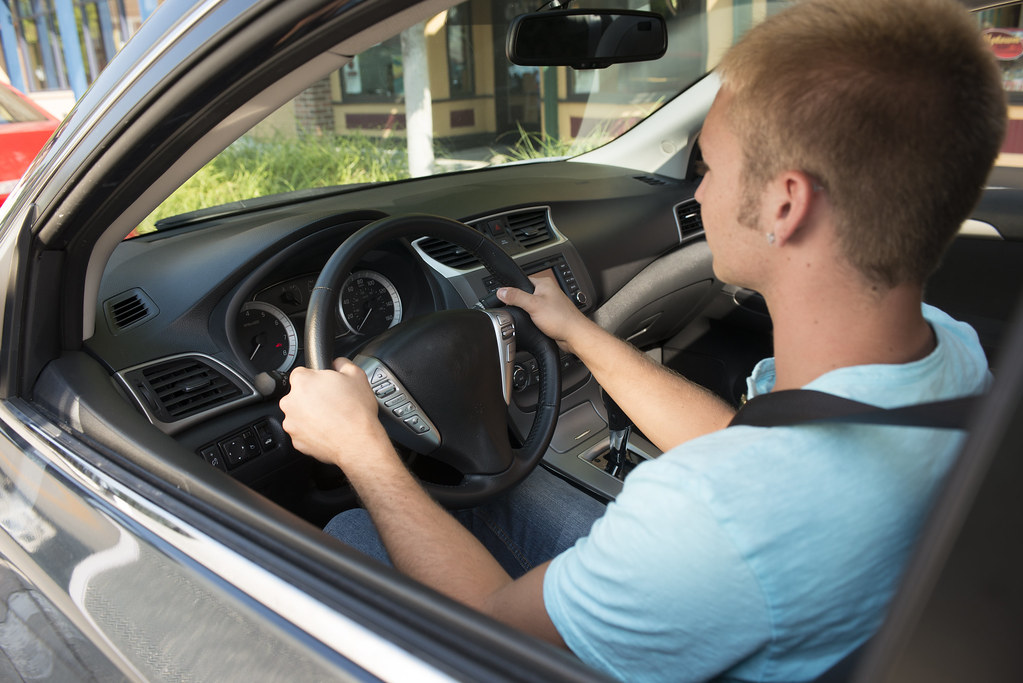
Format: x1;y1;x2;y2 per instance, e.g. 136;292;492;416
323;466;607;578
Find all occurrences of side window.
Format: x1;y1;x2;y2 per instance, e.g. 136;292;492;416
977;2;1023;169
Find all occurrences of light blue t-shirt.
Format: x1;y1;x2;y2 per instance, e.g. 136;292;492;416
544;305;990;682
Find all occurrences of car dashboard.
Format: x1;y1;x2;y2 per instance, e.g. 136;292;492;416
83;160;716;520
62;157;1023;525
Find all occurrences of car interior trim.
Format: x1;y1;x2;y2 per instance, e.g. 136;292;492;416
959;218;1003;239
481;308;517;405
411;205;568;279
672;197;706;244
572;72;719;179
115;352;261;434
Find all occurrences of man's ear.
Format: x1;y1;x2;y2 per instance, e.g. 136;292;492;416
765;171;817;247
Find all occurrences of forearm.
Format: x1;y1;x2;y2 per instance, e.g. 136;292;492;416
347;438;512;604
497;280;735;449
344;435;564;644
565;317;735;450
281;360;562;645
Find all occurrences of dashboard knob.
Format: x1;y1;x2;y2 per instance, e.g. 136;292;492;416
574;291;588;306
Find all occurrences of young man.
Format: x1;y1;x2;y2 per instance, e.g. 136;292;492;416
280;0;1006;679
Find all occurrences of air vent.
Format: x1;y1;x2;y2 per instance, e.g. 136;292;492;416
415;208;555;270
130;357;245;422
507;210;552;249
104;288;158;334
674;200;704;238
417;238;483;269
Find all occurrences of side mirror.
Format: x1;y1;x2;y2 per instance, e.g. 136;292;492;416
506;9;667;70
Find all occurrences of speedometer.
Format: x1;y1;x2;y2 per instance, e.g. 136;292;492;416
237;301;298;373
339;270;403;336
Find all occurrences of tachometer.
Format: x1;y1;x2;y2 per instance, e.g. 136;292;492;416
237;301;298;373
339;270;403;336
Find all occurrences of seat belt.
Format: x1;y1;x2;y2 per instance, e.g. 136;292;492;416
727;389;977;683
729;389;977;429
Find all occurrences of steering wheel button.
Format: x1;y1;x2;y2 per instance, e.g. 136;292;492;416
392;402;416;417
403;415;430;433
373;381;397;398
368;366;389;385
383;392;407;407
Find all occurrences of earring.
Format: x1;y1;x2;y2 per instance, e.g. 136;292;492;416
766;233;776;245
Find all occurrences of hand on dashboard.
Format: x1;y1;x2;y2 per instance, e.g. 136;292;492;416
280;358;391;471
497;276;593;355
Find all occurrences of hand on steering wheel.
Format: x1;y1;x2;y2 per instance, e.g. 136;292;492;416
303;214;561;508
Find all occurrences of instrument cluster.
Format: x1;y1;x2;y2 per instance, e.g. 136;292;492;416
235;269;406;374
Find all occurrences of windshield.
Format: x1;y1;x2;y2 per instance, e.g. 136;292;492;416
138;0;783;234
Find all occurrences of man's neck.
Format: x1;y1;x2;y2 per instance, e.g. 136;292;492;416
765;279;935;392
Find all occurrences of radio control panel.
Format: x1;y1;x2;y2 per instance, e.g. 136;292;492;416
483;254;588;308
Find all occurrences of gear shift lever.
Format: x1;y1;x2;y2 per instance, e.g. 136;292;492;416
601;388;633;479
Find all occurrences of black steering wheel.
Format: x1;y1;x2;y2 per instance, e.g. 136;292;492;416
305;214;561;508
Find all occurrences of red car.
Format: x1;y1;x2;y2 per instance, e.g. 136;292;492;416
0;82;59;206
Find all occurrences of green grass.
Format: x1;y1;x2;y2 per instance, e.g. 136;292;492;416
137;134;411;234
497;123;611;163
136;127;605;235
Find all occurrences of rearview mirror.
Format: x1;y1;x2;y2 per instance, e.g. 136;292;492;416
506;10;667;70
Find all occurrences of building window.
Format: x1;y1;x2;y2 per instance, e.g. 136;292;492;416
978;4;1023;97
446;3;474;98
340;36;403;102
976;1;1023;164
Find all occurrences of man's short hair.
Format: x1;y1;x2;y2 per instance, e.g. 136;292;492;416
716;0;1006;288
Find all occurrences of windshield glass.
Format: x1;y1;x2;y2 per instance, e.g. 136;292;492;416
138;0;784;234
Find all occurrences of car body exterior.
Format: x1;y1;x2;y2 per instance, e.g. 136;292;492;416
0;82;59;206
0;0;1019;681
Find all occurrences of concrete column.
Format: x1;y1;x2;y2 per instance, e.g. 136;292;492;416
401;20;435;178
